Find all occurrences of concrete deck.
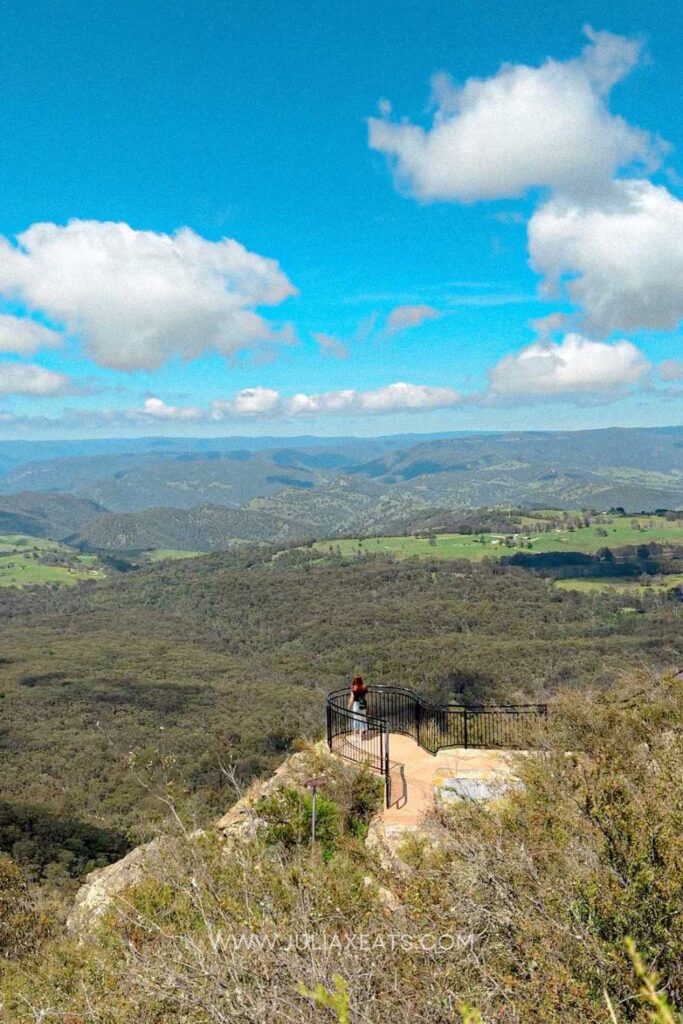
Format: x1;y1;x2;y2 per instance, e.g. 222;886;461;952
330;731;518;826
383;733;518;826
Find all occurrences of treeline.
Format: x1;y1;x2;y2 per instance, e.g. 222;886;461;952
504;541;683;579
388;507;683;541
396;507;523;536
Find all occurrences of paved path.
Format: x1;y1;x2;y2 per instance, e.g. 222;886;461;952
383;733;517;826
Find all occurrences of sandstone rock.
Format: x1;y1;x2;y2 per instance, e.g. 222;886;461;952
69;743;334;935
67;835;175;934
362;874;401;914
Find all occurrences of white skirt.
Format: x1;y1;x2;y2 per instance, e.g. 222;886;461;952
350;700;367;732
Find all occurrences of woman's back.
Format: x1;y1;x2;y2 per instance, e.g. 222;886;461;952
351;676;368;708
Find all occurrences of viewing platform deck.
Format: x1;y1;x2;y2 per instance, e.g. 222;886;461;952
327;684;544;819
331;729;518;823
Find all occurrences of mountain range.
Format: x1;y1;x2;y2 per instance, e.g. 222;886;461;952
0;425;680;551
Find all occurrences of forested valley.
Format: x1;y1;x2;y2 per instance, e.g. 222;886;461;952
0;539;680;890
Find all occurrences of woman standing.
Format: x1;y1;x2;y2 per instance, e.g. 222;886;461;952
348;675;369;738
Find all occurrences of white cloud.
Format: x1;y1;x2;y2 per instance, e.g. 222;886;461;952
660;360;683;382
0;315;63;355
225;387;282;417
142;397;202;420
0;220;296;371
529;312;571;338
312;332;349;359
384;304;441;336
485;333;650;401
286;381;461;416
369;27;658;203
209;381;462;419
369;26;682;368
529;179;683;333
0;362;74;396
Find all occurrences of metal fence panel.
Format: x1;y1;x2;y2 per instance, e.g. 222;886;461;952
326;697;391;806
326;686;548;802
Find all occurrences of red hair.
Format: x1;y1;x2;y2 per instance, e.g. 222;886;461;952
351;676;367;695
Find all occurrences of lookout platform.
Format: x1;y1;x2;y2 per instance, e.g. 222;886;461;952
327;684;544;822
331;729;518;824
382;733;517;824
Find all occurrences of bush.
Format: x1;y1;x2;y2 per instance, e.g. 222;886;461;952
343;764;383;840
255;787;340;856
0;854;49;962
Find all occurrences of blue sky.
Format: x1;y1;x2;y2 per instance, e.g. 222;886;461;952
0;0;680;437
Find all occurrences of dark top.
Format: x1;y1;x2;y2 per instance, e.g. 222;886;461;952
351;681;368;709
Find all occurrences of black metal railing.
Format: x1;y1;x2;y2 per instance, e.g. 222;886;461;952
326;685;548;804
326;697;391;806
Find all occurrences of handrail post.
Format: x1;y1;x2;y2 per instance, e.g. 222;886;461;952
415;696;421;748
463;707;469;749
384;726;390;808
326;703;332;750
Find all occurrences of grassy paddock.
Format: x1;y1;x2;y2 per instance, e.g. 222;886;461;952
554;572;683;595
145;549;203;562
0;534;105;588
314;513;683;563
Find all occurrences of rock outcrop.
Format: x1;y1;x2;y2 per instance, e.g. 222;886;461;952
68;742;332;935
67;835;178;934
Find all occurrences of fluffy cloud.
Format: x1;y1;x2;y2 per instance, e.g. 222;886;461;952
384;304;440;336
0;315;63;354
0;220;296;371
485;333;650;401
529;312;571;338
227;387;282;416
142;397;202;420
369;26;682;372
660;360;683;382
208;381;462;420
0;362;74;396
369;28;657;202
286;381;460;415
529;179;683;333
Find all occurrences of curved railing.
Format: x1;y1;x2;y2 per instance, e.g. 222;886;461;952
325;689;391;799
326;684;547;756
326;685;549;806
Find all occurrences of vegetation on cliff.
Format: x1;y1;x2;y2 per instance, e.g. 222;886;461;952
3;671;683;1021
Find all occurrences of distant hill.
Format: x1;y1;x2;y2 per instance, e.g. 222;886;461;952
0;440;429;512
68;481;431;551
247;478;429;536
1;426;681;550
0;431;469;476
0;450;334;512
349;426;683;510
0;492;107;539
68;502;304;551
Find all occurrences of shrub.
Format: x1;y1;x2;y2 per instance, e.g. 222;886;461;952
0;854;49;962
255;787;340;856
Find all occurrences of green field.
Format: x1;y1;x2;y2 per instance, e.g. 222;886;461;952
0;534;105;587
554;572;683;595
314;513;683;562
